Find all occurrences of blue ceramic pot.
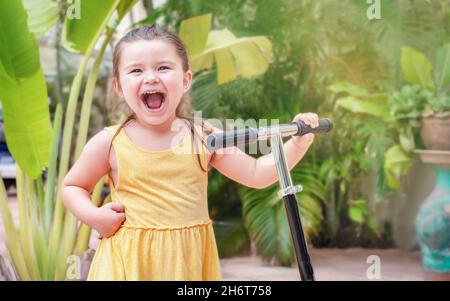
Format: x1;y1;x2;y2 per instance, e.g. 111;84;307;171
415;166;450;274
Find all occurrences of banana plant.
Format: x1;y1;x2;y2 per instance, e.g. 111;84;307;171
0;0;138;280
0;0;53;180
23;0;59;39
179;13;273;85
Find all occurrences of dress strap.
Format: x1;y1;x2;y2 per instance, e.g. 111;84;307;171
191;122;209;172
104;125;122;142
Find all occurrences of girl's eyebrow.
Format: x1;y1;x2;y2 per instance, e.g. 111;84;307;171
123;60;176;69
157;60;176;65
123;63;143;69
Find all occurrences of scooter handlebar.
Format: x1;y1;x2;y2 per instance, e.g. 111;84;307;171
292;118;333;136
206;118;333;151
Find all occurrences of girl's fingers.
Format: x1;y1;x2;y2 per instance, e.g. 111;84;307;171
312;113;319;128
294;113;319;128
116;212;126;221
305;113;319;128
109;202;125;213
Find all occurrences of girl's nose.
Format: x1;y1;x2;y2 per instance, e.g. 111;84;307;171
143;74;160;84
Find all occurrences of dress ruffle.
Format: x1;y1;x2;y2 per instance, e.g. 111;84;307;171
87;221;221;281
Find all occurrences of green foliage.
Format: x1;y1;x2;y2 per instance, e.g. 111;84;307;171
239;163;324;266
389;85;431;121
335;95;391;122
0;0;138;280
310;109;390;247
401;47;435;91
214;219;250;258
426;94;450;115
348;0;447;87
334;41;450;190
0;0;52;179
179;14;273;84
22;0;59;39
384;145;413;190
179;14;212;57
399;44;450;116
348;199;368;224
434;43;450;91
62;0;118;53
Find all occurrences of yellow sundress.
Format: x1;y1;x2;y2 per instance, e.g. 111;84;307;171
87;121;221;280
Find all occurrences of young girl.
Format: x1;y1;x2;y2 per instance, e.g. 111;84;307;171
61;25;319;281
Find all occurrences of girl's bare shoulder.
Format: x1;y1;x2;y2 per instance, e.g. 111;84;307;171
79;128;113;168
62;129;112;191
86;128;112;152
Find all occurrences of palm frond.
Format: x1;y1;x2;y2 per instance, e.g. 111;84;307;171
190;70;220;116
213;219;250;258
239;162;324;266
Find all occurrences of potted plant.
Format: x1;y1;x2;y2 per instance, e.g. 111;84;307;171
399;46;450;151
331;44;450;189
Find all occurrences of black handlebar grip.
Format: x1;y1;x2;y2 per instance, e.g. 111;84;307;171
292;118;333;136
206;127;258;151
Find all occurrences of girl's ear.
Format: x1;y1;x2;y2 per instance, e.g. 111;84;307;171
183;70;193;93
113;77;123;97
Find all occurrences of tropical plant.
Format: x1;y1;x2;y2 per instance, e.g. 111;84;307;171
179;13;272;85
239;163;324;265
344;0;449;88
310;108;389;247
0;0;139;280
332;82;415;192
334;43;450;190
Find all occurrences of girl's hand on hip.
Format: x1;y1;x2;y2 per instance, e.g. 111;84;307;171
93;202;126;239
291;112;318;149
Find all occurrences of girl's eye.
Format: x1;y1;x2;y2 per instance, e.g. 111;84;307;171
130;69;142;74
158;66;170;71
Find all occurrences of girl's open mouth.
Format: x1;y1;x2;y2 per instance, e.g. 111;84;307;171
141;91;166;112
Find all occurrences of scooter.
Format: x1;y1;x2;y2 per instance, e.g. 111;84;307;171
206;118;333;281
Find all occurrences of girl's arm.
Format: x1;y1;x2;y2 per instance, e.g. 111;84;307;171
61;130;125;237
209;113;318;189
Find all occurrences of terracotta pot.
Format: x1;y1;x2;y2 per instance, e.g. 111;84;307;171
420;116;450;151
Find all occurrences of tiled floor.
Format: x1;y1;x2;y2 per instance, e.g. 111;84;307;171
220;248;424;281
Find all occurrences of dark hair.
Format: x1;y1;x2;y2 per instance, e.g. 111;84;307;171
109;25;214;172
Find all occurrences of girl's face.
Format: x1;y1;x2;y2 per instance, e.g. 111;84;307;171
114;39;192;127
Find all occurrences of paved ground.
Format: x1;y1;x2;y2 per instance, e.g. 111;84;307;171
221;248;424;281
0;190;425;281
